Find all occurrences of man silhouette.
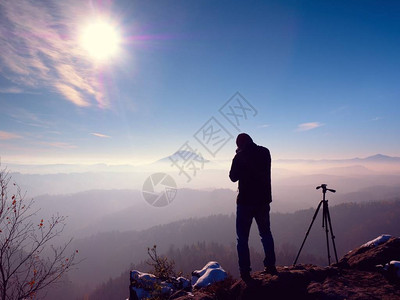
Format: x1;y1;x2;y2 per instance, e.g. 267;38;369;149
229;133;277;282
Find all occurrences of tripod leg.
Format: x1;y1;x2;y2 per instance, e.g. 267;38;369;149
325;204;339;263
323;201;331;265
293;200;323;265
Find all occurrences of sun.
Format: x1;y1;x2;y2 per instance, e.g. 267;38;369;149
80;20;121;61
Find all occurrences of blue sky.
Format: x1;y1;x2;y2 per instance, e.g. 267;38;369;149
0;0;399;166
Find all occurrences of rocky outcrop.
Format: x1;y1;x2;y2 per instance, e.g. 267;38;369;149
337;235;400;271
129;261;227;300
175;236;400;300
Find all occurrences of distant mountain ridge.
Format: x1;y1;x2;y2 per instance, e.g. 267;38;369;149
4;153;400;175
276;153;400;164
4;152;400;200
360;153;400;162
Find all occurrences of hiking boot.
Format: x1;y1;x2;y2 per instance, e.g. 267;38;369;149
240;272;258;287
262;266;278;275
240;272;254;284
240;271;253;282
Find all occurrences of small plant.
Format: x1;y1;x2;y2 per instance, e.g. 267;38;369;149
146;245;180;279
141;245;184;300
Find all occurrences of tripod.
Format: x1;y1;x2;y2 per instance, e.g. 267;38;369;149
293;184;338;266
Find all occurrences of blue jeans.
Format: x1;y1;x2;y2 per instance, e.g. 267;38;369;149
236;203;276;273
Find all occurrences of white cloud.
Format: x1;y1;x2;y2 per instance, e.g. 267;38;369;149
91;132;111;138
0;0;109;108
296;122;324;132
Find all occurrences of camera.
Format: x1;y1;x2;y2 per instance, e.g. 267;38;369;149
316;184;336;193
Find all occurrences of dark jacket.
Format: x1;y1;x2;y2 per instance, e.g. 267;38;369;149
229;142;272;205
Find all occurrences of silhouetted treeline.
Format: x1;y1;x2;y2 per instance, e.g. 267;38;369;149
82;199;400;300
48;199;400;300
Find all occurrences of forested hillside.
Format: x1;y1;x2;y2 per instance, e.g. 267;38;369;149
63;199;400;300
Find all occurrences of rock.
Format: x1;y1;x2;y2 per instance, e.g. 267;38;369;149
173;235;400;300
389;261;400;278
175;292;214;300
129;270;191;300
307;269;399;299
177;276;192;290
337;237;400;271
129;261;227;299
225;266;337;300
382;260;400;282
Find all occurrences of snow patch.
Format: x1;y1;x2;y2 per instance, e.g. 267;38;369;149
129;270;187;299
191;261;227;289
389;261;400;278
130;262;227;299
177;276;191;290
361;234;391;248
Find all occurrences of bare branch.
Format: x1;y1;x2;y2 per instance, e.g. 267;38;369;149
0;166;79;299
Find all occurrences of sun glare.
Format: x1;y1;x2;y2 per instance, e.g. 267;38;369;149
81;20;121;61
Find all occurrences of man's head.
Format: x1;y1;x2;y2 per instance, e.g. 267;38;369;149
236;133;253;149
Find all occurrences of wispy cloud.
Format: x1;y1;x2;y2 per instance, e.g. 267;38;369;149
39;141;77;149
91;132;111;138
330;105;349;115
258;124;270;128
371;117;382;121
55;83;90;107
0;87;24;94
6;107;52;129
0;0;109;108
0;131;22;140
296;122;324;132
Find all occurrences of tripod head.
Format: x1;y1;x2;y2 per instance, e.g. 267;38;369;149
316;184;336;194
